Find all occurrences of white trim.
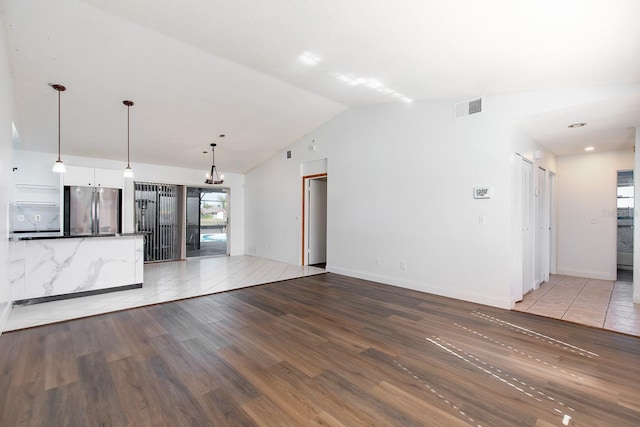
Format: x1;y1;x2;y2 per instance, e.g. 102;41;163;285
328;266;512;309
556;268;616;281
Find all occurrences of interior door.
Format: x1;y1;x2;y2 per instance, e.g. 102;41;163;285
522;159;534;294
307;178;327;265
549;171;556;275
535;167;548;286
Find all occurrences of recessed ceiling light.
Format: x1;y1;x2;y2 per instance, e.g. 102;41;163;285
568;122;587;128
584;146;595;151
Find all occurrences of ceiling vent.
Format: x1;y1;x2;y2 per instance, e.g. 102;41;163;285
454;97;483;119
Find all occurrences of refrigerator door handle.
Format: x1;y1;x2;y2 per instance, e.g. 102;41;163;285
91;190;95;234
94;189;100;234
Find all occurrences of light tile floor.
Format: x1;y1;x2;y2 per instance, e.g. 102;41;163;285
4;255;325;332
6;263;639;338
513;274;640;337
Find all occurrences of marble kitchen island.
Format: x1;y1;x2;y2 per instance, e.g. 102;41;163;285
9;234;144;305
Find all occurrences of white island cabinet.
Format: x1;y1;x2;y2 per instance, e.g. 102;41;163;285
9;234;143;304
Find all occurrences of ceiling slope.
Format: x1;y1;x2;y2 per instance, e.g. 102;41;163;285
3;0;640;168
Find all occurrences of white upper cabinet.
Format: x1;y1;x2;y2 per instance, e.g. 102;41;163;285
94;168;124;188
63;165;95;186
64;166;123;189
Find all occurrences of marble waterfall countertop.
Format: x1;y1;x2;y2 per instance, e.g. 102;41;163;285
9;234;144;305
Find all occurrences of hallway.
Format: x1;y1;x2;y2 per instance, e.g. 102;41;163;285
513;274;640;336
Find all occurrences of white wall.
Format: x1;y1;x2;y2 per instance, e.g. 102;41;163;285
245;84;640;310
11;150;245;256
246;100;515;308
557;150;634;280
0;15;14;331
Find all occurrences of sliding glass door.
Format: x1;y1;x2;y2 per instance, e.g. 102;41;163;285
186;187;229;257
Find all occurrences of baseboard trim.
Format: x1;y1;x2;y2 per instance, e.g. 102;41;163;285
556;268;615;281
327;266;511;309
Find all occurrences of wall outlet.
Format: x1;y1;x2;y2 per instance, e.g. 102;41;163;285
400;260;407;270
375;257;381;265
34;214;41;222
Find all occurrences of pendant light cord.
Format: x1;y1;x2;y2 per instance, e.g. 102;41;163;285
57;89;61;161
122;100;134;173
127;104;130;167
51;84;66;162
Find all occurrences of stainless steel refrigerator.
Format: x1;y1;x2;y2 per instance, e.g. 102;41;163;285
64;186;121;235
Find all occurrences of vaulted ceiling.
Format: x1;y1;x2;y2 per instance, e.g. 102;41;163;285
3;0;640;172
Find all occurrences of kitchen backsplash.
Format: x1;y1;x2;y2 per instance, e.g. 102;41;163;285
10;204;60;232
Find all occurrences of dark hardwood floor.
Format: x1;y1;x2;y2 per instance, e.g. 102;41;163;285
1;273;639;426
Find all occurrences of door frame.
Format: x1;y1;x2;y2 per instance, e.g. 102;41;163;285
301;173;327;265
184;186;230;258
522;157;535;295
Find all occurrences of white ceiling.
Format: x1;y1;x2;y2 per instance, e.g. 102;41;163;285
516;94;640;156
3;0;640;172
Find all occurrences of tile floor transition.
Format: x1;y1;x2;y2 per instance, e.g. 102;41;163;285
513;274;640;336
4;255;324;332
5;261;639;338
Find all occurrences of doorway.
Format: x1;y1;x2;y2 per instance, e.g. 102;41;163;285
617;170;634;281
302;174;327;267
186;187;229;258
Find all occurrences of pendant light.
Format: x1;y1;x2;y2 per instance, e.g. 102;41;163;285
123;100;134;178
204;142;224;185
51;84;66;173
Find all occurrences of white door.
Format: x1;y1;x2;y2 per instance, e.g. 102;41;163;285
307;178;327;265
535;167;548;286
549;172;556;274
522;159;534;294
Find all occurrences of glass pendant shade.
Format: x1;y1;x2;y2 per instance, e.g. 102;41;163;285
52;159;66;173
123;165;134;178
